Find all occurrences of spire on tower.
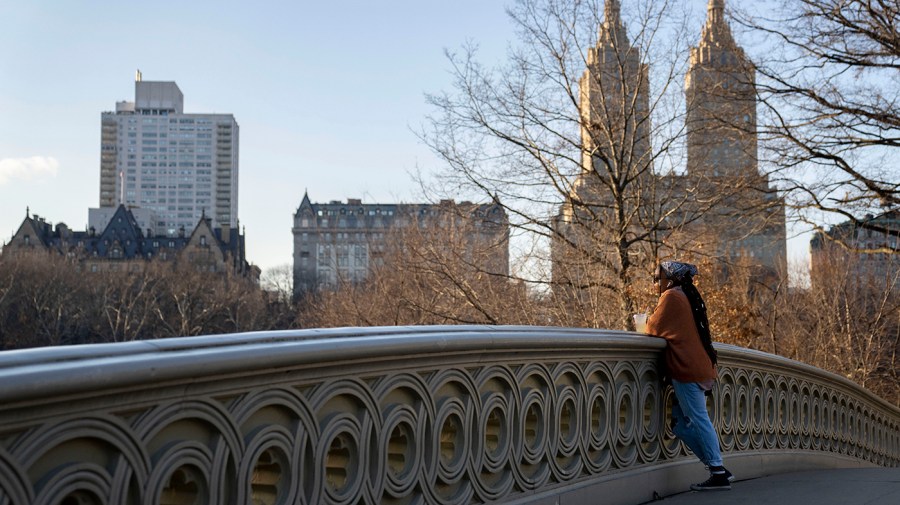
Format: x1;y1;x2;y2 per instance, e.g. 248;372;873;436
707;0;728;32
599;0;629;46
700;0;735;47
605;0;622;26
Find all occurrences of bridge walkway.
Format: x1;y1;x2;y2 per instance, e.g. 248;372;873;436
645;468;900;505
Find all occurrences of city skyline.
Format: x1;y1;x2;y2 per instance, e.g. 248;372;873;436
0;1;520;274
0;0;811;275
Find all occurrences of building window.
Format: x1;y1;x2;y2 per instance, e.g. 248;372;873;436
200;235;207;246
354;246;367;266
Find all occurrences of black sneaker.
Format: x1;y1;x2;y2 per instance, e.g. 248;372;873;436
690;473;732;491
707;465;735;482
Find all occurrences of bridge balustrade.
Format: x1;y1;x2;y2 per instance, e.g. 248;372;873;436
0;326;897;504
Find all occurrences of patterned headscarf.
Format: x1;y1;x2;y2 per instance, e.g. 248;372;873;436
659;261;698;283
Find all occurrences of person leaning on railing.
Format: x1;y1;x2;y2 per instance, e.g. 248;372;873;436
646;260;735;491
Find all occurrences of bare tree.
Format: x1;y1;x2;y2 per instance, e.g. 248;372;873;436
421;0;770;329
302;208;533;327
0;257;17;342
0;254;90;348
690;248;899;405
261;264;294;305
257;264;300;329
0;251;293;349
151;268;272;337
90;265;164;342
698;255;787;352
780;248;900;404
734;0;900;246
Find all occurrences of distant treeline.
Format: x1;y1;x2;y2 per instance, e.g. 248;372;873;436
1;249;897;406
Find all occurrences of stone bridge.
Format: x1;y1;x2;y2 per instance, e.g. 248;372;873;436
0;326;897;504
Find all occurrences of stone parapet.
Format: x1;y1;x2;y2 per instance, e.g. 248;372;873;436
0;326;896;504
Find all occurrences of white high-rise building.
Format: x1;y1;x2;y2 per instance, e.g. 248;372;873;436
98;75;239;235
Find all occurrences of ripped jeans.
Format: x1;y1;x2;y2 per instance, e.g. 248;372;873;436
671;379;723;467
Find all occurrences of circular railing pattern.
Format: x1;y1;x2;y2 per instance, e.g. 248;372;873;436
0;327;897;504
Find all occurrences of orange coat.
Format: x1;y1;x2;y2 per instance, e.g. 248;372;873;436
646;286;717;382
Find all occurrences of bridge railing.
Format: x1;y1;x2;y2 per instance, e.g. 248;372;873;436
0;326;897;505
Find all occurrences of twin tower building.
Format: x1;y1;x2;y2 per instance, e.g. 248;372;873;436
90;0;782;297
292;0;786;298
553;0;787;289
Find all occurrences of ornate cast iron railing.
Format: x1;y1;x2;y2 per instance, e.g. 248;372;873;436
0;326;897;505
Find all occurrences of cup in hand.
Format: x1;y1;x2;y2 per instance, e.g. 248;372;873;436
632;313;648;333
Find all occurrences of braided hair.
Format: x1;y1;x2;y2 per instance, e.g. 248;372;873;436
679;277;717;366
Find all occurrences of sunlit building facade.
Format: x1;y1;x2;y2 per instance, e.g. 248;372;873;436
552;0;787;296
684;0;786;275
292;193;509;298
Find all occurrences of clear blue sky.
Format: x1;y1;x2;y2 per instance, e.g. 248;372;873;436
0;0;809;274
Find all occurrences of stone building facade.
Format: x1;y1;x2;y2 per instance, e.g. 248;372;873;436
292;193;509;297
552;0;787;294
578;0;651;181
3;205;255;278
551;0;654;300
683;0;786;275
810;210;900;290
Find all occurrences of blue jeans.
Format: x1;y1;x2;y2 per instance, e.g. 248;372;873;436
671;379;723;467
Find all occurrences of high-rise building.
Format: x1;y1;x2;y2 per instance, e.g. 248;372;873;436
98;74;239;236
686;0;756;179
551;0;653;301
578;0;650;179
551;0;787;304
292;193;509;298
684;0;786;276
